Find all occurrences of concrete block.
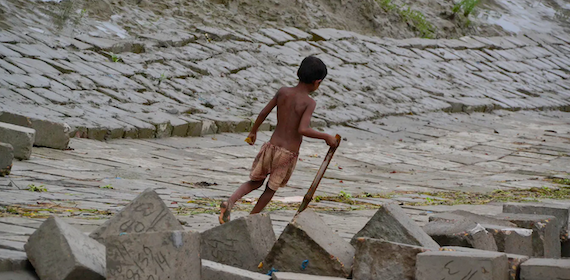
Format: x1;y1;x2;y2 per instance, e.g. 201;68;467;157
0;122;35;160
422;219;498;251
272;272;347;279
0;142;13;176
416;250;509;280
520;258;570;280
353;237;432;280
562;230;570;258
201;120;218;135
201;260;271;280
441;247;529;280
429;210;517;227
484;224;533;256
0;249;31;272
351;203;440;249
264;209;354;278
0;112;70;149
0;271;39;280
89;188;183;244
201;213;276;271
496;213;561;258
503;202;570;233
24;216;105;280
106;231;201;280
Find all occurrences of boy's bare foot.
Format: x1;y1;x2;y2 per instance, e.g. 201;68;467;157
219;201;231;224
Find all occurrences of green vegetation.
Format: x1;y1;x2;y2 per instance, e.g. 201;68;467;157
553;178;570;186
27;184;47;192
453;0;480;17
101;184;114;189
375;0;436;38
109;52;122;63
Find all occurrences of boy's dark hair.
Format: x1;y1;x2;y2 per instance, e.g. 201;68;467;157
297;56;327;84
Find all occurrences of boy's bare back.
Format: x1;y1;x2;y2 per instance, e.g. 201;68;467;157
269;87;314;153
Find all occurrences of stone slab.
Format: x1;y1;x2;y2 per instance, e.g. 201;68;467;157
0;271;39;280
423;219;498;251
441;247;529;280
0;122;35;160
106;231;201;280
264;209;354;278
495;213;561;258
429;210;517;227
520;258;570;280
352;203;440;248
503;202;570;233
202;260;271;280
272;272;346;279
201;213;276;271
0;112;70;150
0;248;30;272
0;142;13;176
353;237;432;280
89;188;184;244
416;250;508;280
24;216;105;280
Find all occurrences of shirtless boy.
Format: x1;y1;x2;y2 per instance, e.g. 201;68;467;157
219;56;339;224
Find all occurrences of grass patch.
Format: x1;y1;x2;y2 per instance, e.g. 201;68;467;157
552;178;570;186
375;0;436;38
27;184;47;192
453;0;480;17
100;184;114;189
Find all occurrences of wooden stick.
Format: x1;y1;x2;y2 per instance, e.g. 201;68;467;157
297;134;342;214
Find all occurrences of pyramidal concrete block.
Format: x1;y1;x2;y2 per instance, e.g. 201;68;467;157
24;216;105;280
263;209;354;278
423;219;498;251
351;203;439;249
201;213;276;271
106;231;201;280
353;237;433;280
89;188;183;244
416;250;508;280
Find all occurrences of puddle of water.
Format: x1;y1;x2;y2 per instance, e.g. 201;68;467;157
477;0;566;33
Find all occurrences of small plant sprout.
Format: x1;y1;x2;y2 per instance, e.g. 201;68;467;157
339;191;353;199
101;184;114;189
27;184;47;192
109;52;121;63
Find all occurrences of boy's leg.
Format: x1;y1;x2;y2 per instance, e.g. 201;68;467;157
250;184;276;214
219;179;264;224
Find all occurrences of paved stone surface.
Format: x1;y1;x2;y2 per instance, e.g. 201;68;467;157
202;260;271;280
272;272;347;280
520;258;570;280
0;143;13;176
106;231;201;280
201;213;275;271
264;210;354;278
353;237;433;280
351;203;439;248
24;216;105;280
416;250;509;280
0;123;35;160
89;188;184;244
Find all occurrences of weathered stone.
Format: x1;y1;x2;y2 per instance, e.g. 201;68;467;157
201;213;275;271
201;120;218;135
484;224;533;256
0;143;13;176
562;230;570;258
272;272;347;280
503;202;570;233
351;203;440;248
89;188;183;244
0;112;70;150
429;210;517;227
264;210;354;277
441;247;529;280
495;213;561;258
416;250;508;280
24;216;105;280
106;231;201;280
0;271;39;280
0;249;31;272
520;258;570;280
423;219;498;251
353;237;433;280
202;260;271;280
0;122;35;160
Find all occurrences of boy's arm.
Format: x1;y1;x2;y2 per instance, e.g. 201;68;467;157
298;101;338;147
246;91;279;145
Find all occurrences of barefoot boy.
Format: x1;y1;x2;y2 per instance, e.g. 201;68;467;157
219;56;339;224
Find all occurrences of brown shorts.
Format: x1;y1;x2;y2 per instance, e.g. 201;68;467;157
250;142;299;191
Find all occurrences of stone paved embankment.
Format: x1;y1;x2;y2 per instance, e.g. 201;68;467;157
2;27;570;141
